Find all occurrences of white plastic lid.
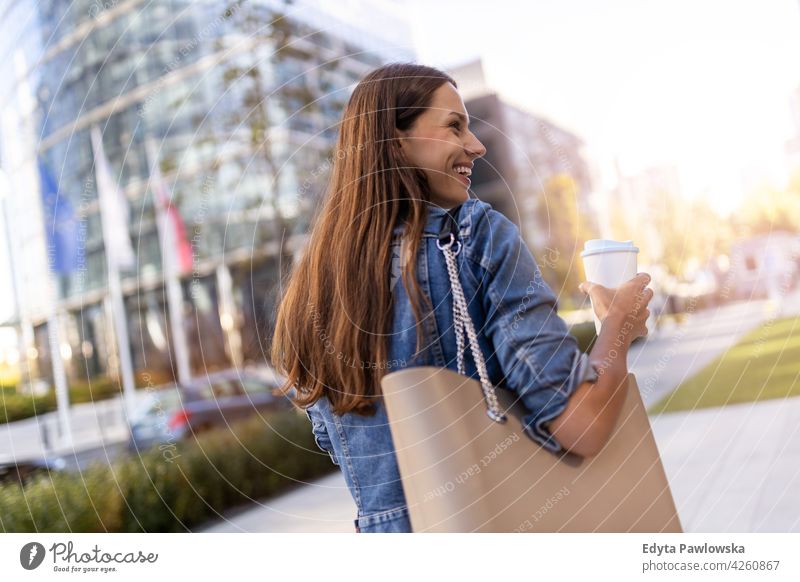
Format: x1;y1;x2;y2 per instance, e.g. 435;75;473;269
580;239;639;258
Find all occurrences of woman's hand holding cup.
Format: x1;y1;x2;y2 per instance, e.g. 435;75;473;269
579;273;653;343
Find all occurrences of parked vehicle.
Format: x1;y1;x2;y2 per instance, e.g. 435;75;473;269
127;368;290;452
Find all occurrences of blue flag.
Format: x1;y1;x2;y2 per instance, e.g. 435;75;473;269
38;159;81;274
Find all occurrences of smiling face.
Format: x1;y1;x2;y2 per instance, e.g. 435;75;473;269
396;82;487;209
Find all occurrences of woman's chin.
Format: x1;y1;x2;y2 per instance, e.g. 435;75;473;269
430;189;469;209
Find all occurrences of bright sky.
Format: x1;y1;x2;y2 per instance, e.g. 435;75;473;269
406;0;800;216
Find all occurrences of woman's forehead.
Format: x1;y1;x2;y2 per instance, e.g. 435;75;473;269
427;83;467;117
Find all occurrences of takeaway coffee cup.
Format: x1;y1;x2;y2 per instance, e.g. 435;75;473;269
580;239;639;334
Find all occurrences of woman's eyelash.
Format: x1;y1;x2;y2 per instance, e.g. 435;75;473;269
450;121;461;130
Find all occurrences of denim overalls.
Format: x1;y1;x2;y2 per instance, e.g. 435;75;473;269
305;198;591;532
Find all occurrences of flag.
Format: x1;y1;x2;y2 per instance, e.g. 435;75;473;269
145;138;193;384
90;125;135;271
37;158;82;274
146;139;193;275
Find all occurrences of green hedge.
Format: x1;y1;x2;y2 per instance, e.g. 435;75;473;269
0;377;122;425
0;410;337;532
0;391;56;425
1;374;180;424
569;321;597;354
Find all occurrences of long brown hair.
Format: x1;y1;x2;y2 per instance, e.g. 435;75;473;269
270;63;457;416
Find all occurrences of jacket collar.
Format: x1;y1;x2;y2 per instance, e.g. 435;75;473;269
392;199;475;237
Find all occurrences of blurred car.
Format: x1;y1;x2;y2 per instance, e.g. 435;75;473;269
0;454;67;485
127;368;291;452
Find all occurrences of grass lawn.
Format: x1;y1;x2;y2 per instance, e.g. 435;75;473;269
649;315;800;414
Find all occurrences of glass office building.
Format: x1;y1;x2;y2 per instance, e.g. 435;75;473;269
0;0;413;387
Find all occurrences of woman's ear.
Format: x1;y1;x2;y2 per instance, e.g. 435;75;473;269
395;128;406;151
394;128;411;163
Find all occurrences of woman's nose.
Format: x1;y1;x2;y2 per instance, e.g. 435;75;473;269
467;134;486;159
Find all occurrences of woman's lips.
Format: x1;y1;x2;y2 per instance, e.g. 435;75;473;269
454;171;471;186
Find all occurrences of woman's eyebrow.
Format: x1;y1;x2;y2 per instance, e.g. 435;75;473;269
448;111;470;125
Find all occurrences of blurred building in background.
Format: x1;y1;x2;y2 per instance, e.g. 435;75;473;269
448;59;597;252
0;0;413;389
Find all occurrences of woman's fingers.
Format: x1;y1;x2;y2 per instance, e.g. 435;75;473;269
638;287;654;305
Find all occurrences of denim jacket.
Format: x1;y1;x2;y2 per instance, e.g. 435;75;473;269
305;198;592;533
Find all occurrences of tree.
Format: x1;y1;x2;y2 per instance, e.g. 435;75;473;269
734;177;800;237
656;196;733;279
607;186;733;281
534;173;599;308
215;1;336;240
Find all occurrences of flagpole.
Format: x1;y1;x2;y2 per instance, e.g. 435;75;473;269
0;171;32;394
31;163;74;448
105;256;137;419
144;138;192;385
90;126;138;422
46;307;73;448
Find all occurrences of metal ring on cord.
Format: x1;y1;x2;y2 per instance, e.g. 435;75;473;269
436;233;461;255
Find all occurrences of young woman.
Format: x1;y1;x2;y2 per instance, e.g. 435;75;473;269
271;62;653;533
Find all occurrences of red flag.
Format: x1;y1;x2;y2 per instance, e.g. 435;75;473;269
148;142;193;276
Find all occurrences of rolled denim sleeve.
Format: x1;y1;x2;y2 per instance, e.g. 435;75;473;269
466;203;593;454
305;404;340;466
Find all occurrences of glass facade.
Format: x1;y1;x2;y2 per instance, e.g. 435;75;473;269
0;0;414;386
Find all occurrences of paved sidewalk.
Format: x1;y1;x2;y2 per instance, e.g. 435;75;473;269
644;290;800;532
197;471;357;533
651;396;800;532
1;394;131;463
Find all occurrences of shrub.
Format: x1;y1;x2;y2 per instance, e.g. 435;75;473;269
0;391;57;424
0;376;124;424
569;321;597;354
0;410;337;532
